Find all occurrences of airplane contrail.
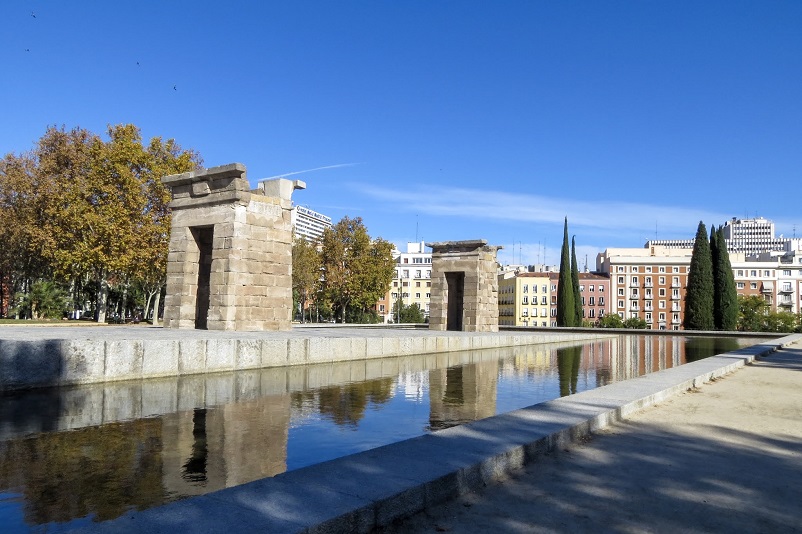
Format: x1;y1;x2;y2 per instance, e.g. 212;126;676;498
262;162;362;180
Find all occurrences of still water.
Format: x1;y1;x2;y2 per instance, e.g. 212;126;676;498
0;335;760;531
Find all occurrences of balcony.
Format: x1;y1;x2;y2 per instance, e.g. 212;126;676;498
644;282;653;288
629;294;640;300
672;317;681;324
644;305;653;311
671;304;681;312
671;294;681;300
671;282;681;288
779;286;794;294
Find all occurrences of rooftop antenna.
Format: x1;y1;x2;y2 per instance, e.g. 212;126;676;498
415;214;419;244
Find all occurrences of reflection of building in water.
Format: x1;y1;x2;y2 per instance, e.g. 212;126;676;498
428;361;499;430
161;395;291;497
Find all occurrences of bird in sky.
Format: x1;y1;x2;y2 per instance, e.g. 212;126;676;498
136;61;140;66
31;12;36;18
173;85;177;91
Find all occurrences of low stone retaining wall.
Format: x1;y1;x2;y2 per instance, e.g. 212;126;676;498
0;327;612;391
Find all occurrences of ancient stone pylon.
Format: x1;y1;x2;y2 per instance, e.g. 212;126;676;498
427;239;501;332
161;163;304;331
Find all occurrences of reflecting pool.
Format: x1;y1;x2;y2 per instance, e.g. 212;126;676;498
0;335;761;531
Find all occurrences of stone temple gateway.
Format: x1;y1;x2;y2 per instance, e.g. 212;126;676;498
427;240;501;332
162;163;304;331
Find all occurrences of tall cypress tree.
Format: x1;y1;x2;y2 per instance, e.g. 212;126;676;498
684;221;714;330
556;217;575;327
571;236;582;325
714;226;739;330
710;227;722;328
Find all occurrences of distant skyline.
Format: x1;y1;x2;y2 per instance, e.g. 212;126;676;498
2;2;800;267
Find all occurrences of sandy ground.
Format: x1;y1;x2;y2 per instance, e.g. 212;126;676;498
379;344;802;534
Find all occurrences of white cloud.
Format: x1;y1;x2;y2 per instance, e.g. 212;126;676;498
358;184;730;240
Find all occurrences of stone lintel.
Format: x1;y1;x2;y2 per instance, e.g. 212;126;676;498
163;163;247;187
426;239;503;254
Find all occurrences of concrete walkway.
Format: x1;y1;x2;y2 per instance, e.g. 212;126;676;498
381;343;802;533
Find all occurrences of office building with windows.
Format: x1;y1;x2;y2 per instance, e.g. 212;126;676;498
291;206;332;242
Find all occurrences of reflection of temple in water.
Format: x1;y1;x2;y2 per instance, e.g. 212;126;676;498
161;395;291;497
428;361;499;430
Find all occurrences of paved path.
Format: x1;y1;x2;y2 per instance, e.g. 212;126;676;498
381;344;802;534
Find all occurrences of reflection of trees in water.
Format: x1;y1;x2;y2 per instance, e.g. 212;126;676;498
291;377;395;428
0;419;164;525
557;346;582;397
684;337;742;363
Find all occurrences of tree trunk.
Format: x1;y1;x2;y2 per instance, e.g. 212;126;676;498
144;291;155;322
152;286;162;326
96;276;109;323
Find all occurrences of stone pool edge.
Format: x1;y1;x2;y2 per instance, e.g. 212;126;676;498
0;329;614;391
77;333;802;534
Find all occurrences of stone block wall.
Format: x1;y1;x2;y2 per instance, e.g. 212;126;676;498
162;163;304;331
428;240;501;332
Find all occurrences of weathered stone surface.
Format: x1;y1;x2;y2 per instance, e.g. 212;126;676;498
162;164;303;331
427;240;501;333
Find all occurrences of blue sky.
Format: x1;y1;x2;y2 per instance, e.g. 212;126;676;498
2;1;800;268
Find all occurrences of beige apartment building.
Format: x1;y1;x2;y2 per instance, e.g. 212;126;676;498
498;272;552;327
377;241;432;323
497;269;610;327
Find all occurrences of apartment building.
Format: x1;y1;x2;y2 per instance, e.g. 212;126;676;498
597;244;802;328
597;246;691;330
498;272;552;327
291;205;332;242
547;272;611;326
378;241;432;322
646;217;801;256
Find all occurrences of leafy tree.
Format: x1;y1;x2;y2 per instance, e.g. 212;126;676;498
623;317;648;329
12;280;68;319
320;216;395;322
737;295;769;332
764;311;798;333
598;313;624;328
292;237;322;323
571;236;582;324
3;124;200;323
394;298;425;323
711;226;738;331
684;221;714;330
556;217;576;327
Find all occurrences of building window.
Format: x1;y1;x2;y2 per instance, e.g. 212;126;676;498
541;296;547;305
645;312;652;321
579;285;585;291
659;300;666;309
532;285;537;293
522;296;528;304
751;282;757;289
646;267;652;273
673;267;679;273
618;300;625;308
589;296;595;305
523;284;528;293
415;293;421;298
632;267;639;273
598;297;604;305
618;276;625;284
764;270;771;276
659;312;666;321
783;270;791;276
737;270;744;276
659;288;666;297
599;286;604;292
589;285;595;292
737;282;744;289
589;309;595;318
617;266;625;272
551;285;557;291
426;293;430;298
618;288;625;296
659;276;665;285
416;281;421;287
542;285;548;293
